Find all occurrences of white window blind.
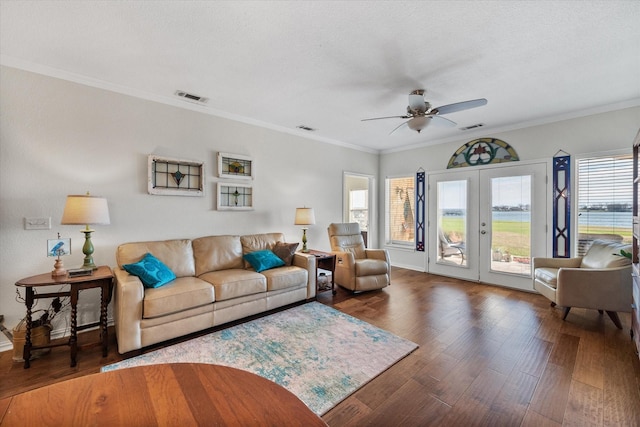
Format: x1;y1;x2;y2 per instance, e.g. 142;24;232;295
386;176;415;244
577;154;632;253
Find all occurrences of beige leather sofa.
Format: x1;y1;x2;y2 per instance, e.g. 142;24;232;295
113;233;316;354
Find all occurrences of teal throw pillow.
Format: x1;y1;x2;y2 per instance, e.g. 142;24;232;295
123;252;176;288
243;249;285;272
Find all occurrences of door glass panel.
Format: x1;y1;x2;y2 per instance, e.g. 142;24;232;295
437;180;467;266
490;175;531;276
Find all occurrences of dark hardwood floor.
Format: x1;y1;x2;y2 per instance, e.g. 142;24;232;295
1;267;639;426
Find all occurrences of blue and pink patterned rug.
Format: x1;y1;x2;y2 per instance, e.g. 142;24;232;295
102;302;418;415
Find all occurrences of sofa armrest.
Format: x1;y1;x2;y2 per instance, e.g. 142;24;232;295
293;252;316;299
556;265;632;312
532;256;582;270
113;268;145;354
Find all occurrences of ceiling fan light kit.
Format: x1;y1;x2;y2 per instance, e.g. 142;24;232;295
408;116;430;133
363;89;488;135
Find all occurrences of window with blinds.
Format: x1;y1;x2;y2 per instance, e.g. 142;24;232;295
386;176;415;245
577;154;632;254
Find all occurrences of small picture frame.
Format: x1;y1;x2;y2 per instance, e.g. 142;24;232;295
217;183;254;210
217;152;254;180
47;238;71;257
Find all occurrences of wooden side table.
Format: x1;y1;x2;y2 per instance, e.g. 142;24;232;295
307;249;337;295
14;265;114;368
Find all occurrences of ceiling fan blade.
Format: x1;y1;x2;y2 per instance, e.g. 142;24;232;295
430;115;457;127
389;120;409;135
433;98;487;115
361;115;410;122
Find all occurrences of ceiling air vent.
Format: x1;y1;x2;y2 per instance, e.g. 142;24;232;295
296;125;316;132
175;90;209;104
459;123;484;131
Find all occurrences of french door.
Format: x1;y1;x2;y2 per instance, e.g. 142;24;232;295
427;163;547;291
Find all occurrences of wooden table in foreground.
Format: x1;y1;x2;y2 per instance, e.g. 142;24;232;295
0;363;327;426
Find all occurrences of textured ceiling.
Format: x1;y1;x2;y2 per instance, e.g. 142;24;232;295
1;1;639;153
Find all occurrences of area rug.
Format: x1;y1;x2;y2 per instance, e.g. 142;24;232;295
102;302;418;415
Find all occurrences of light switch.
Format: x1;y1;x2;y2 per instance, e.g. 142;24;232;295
25;217;51;230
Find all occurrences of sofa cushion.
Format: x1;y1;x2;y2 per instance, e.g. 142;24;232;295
240;233;285;268
534;267;559;289
143;276;214;319
241;233;285;252
192;235;244;276
581;240;632;269
244;250;286;272
122;252;176;288
273;242;299;265
261;266;308;291
117;239;195;278
199;269;266;301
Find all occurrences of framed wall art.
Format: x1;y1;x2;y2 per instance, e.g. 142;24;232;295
217;183;253;210
148;155;204;196
217;152;254;180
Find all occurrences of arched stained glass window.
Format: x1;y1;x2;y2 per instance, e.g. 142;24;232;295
447;138;519;169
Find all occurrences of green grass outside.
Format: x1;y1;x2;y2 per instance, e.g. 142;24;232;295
577;226;632;243
441;217;632;257
442;217;530;256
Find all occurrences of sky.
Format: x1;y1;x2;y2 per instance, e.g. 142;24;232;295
438;176;531;210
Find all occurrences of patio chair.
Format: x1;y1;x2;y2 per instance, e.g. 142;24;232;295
439;229;465;264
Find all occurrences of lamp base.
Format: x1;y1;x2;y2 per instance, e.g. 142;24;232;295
301;228;309;253
81;261;98;270
81;229;98;270
51;258;67;278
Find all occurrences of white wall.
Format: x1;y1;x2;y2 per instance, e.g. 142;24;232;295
0;66;378;350
2;65;638;352
380;106;640;271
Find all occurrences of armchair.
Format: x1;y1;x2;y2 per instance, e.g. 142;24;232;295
327;223;390;292
533;239;632;329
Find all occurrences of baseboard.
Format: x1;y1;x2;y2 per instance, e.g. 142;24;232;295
390;262;424;272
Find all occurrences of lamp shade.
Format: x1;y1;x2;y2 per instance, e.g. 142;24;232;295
61;195;110;225
294;207;315;226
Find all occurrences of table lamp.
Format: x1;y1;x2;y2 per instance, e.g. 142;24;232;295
61;193;110;270
294;207;315;253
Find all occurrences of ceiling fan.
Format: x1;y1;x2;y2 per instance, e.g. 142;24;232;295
362;89;488;134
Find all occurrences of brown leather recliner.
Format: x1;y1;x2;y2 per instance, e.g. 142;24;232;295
533;239;632;328
327;223;390;292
